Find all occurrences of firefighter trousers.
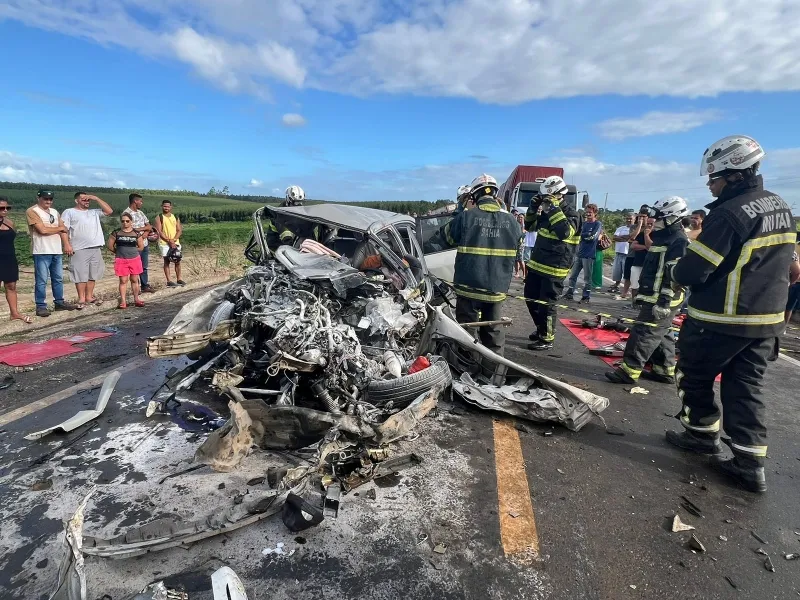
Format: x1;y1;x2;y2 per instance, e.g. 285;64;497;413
524;271;563;343
676;318;772;467
620;303;677;381
455;297;505;355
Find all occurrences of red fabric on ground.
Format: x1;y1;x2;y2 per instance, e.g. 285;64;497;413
559;318;721;381
0;331;115;367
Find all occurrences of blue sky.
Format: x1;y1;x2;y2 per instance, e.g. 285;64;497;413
1;0;799;210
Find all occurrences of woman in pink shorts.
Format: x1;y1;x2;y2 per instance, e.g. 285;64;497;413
108;216;145;308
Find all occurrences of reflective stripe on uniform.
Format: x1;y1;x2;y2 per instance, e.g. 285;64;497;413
526;260;570;278
444;222;457;246
687;240;724;266
724;232;797;314
279;230;294;241
537;229;580;244
457;246;517;257
478;203;500;213
635;245;668;304
679;407;720;433
680;415;721;433
687;306;785;325
651;364;675;376
549;211;566;225
454;285;505;302
620;362;642;379
730;442;768;457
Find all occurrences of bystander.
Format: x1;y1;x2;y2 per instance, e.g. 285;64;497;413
62;192;113;308
687;209;706;240
154;200;185;287
122;193;155;293
609;213;634;293
0;197;32;323
25;190;76;317
564;203;602;303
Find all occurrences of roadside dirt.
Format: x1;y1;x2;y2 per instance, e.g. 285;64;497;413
0;247;243;342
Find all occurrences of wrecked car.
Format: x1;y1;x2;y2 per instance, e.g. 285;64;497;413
146;203;608;431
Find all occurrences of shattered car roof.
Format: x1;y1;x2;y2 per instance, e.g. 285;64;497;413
270;204;414;233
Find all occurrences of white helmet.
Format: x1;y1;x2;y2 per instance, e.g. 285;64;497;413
469;174;498;197
540;175;568;196
700;135;765;176
284;185;305;205
652;195;689;223
457;185;471;199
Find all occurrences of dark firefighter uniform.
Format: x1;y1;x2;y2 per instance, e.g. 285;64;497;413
672;175;795;471
265;211;322;251
615;222;688;382
440;195;521;354
524;196;582;343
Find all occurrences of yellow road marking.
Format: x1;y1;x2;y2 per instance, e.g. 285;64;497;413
493;419;540;561
0;356;150;427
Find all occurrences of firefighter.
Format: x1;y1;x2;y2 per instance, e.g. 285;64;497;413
264;185;306;251
665;135;795;493
605;196;689;385
524;176;582;351
452;184;473;215
438;174;520;355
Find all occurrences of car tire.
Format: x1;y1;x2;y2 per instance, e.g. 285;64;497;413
366;356;452;407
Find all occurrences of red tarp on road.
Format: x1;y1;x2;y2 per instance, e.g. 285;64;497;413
0;331;115;367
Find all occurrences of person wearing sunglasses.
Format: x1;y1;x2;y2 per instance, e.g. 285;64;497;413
25;190;77;317
0;197;33;323
108;215;145;308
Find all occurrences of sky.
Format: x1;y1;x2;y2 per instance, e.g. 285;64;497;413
1;0;799;211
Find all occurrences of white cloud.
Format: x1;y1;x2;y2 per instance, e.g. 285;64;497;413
247;178;264;188
4;0;800;103
281;113;307;128
597;110;724;141
60;161;73;172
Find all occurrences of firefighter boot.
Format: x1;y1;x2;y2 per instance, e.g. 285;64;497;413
604;368;636;385
528;339;554;351
665;430;723;455
639;369;675;384
563;289;574;301
711;456;767;493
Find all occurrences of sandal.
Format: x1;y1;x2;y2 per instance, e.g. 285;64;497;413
134;300;145;308
88;297;104;306
74;303;85;310
118;303;128;310
11;315;34;324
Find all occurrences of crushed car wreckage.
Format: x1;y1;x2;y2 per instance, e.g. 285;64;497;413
67;204;609;568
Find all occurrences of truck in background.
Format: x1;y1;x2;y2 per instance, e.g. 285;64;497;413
498;165;580;213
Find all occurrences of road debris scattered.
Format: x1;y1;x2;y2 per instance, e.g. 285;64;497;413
755;548;769;556
433;543;448;554
24;370;120;441
48;488;94;600
688;533;706;553
680;496;703;518
671;515;695;532
719;535;728;542
628;386;649;395
786;553;800;561
751;530;768;544
210;566;250;600
765;556;776;572
724;576;738;590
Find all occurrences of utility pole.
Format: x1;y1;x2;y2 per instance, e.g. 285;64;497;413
603;192;608;212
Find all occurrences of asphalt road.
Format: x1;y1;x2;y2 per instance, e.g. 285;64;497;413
1;279;799;600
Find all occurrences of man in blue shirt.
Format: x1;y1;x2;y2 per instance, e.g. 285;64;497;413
564;203;602;303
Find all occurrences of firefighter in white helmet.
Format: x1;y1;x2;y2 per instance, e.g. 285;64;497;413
605;195;689;385
437;174;521;355
524;176;582;350
453;184;472;215
664;135;795;493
